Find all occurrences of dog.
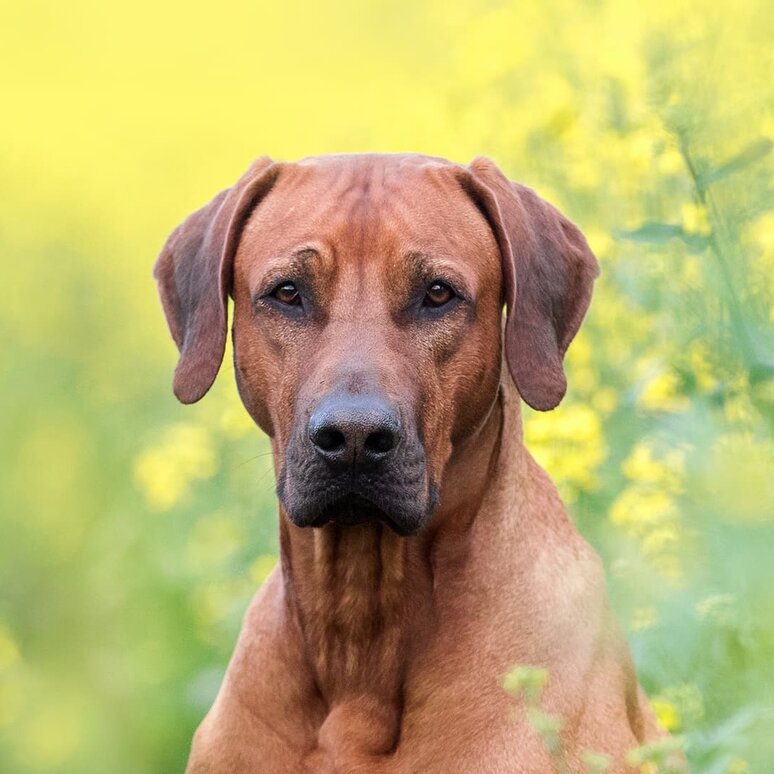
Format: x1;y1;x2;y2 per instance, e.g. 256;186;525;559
154;153;667;772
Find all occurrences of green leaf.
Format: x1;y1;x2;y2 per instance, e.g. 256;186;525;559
700;138;773;187
581;750;611;774
681;232;710;253
503;665;549;704
617;222;685;243
617;223;709;252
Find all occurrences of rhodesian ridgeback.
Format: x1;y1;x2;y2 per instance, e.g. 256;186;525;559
155;153;667;772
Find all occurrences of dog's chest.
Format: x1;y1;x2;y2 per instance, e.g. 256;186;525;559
302;525;430;692
295;525;434;765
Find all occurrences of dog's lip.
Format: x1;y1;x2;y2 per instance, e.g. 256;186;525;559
311;493;388;526
305;492;422;536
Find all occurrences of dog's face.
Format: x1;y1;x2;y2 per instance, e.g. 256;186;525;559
231;156;503;534
155;154;598;536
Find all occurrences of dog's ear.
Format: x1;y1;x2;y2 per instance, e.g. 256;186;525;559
154;157;280;404
461;157;599;411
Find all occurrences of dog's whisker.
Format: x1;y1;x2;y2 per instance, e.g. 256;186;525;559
231;450;275;470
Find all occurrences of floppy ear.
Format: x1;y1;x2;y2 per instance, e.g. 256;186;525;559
153;157;280;404
462;157;599;411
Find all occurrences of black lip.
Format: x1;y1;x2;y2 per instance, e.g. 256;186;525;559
307;492;421;536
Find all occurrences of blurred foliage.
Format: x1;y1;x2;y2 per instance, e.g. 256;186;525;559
2;0;773;771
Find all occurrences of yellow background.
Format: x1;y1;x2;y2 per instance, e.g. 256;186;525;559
2;0;773;770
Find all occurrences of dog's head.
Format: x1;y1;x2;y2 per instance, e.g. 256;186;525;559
155;154;598;535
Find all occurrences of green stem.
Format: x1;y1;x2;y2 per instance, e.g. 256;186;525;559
677;133;756;366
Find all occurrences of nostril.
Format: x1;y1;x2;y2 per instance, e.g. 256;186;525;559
313;426;346;452
364;428;399;454
309;395;401;465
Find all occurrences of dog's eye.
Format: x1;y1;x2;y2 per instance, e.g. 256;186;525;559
271;282;301;306
423;281;455;308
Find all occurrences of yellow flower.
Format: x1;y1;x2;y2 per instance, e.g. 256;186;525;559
567;155;601;190
654;684;705;731
584;227;615;258
688;342;718;393
656;146;685;176
651;697;680;731
525;404;606;500
743;212;774;322
622;442;684;493
745;211;774;256
681;203;712;236
133;423;217;510
625;130;657;176
610;487;678;535
638;371;690;413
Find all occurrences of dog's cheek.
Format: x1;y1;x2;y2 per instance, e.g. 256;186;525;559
234;349;277;436
232;308;305;441
410;364;453;490
446;315;502;444
424;434;452;505
232;333;288;439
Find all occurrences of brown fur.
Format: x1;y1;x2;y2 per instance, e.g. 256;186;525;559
154;153;666;772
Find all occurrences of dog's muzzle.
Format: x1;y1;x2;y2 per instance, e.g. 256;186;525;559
277;392;436;535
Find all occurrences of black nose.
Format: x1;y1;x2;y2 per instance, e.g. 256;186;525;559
308;394;401;469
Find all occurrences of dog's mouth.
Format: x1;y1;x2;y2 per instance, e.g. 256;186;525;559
308;492;420;536
278;437;436;537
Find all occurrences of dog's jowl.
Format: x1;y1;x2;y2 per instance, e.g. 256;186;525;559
155;153;669;773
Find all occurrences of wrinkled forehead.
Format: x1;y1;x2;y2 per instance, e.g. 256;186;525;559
237;154;499;284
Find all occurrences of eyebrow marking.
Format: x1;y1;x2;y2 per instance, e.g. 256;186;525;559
251;245;328;313
256;246;323;282
286;246;321;270
405;250;429;270
404;251;439;284
404;251;471;298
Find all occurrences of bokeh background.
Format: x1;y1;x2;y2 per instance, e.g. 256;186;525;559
2;0;773;771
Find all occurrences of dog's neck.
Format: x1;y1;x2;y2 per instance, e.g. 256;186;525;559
276;385;516;744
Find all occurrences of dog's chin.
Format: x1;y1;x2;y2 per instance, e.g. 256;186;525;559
284;492;429;537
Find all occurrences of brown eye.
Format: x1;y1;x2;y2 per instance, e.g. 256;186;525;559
423;281;455;308
272;282;300;306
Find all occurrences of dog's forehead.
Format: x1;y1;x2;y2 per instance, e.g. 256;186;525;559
240;153;497;265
